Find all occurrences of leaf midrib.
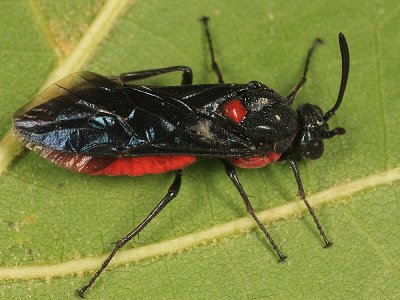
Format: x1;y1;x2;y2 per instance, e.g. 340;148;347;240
0;0;134;175
0;167;398;280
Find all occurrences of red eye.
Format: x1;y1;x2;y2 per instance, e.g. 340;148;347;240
222;99;247;123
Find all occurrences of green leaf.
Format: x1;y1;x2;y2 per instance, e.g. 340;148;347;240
0;0;399;299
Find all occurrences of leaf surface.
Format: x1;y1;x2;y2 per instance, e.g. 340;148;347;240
0;0;399;299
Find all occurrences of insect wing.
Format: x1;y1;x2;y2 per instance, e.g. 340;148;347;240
14;72;259;157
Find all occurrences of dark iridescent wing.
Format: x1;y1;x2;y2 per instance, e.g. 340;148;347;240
14;72;265;157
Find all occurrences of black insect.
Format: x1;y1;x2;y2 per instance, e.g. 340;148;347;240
13;17;349;297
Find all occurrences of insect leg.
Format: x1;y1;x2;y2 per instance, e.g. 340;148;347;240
109;66;193;85
286;38;324;104
77;169;183;298
201;16;224;84
222;160;286;261
287;159;332;247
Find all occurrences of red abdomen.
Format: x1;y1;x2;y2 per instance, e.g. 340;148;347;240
42;149;196;176
229;152;281;168
84;155;197;176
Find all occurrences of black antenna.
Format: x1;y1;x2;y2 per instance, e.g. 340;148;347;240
324;32;350;121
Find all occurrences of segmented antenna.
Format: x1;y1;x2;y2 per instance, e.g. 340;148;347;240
324;33;350;121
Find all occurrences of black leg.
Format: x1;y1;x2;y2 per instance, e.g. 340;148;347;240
287;159;332;247
77;170;183;297
222;160;286;261
108;66;193;85
286;38;323;104
201;17;224;84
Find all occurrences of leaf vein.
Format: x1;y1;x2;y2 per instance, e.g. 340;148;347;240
0;167;398;280
0;0;135;176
